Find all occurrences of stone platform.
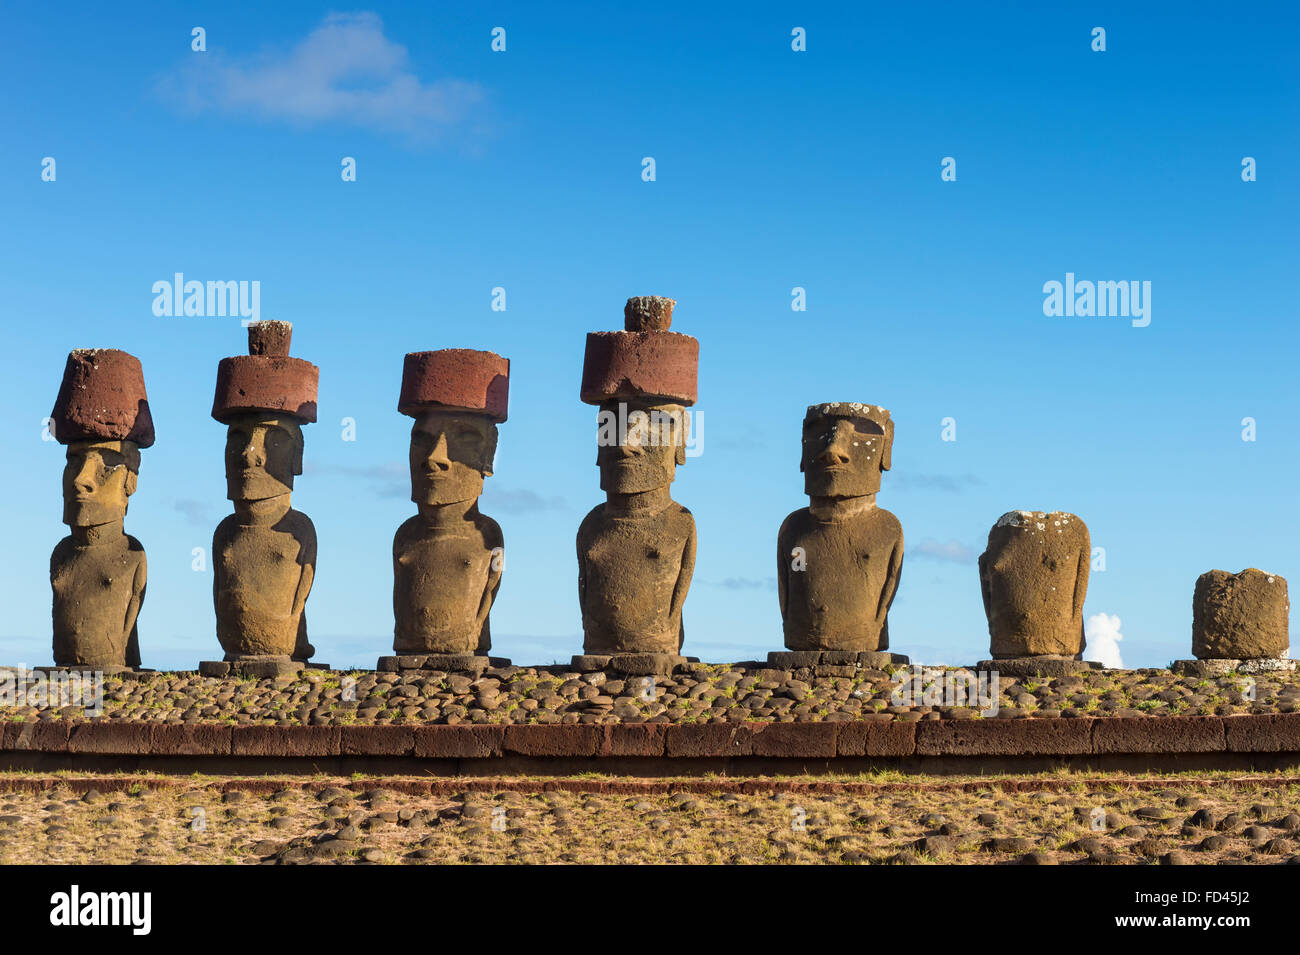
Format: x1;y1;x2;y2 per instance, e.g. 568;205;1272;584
974;656;1105;678
571;654;698;676
767;650;910;669
199;657;330;679
1172;657;1297;677
377;654;512;676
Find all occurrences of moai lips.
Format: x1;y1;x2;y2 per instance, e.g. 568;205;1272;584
776;402;905;660
575;297;699;671
389;349;509;664
1193;569;1289;660
49;349;153;670
980;510;1090;659
207;322;319;673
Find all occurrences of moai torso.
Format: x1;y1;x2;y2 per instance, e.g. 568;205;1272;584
979;510;1089;658
577;501;696;654
214;508;316;657
393;511;502;654
778;505;903;651
51;534;146;667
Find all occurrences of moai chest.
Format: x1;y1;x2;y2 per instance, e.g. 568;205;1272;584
215;522;310;631
581;507;694;653
394;523;496;651
51;539;142;660
781;508;903;650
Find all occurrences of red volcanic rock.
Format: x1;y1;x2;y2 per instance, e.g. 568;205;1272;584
398;349;510;422
581;297;699;405
212;321;318;423
51;349;155;447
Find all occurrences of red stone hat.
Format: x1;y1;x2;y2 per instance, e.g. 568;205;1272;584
580;296;698;406
212;321;319;424
399;349;510;423
51;348;155;448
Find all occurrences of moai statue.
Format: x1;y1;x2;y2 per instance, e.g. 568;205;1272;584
574;296;698;676
772;402;907;667
1172;569;1293;675
380;349;509;675
49;349;155;671
977;510;1096;677
202;321;320;678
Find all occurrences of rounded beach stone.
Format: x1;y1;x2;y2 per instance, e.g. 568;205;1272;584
51;349;155;447
1192;568;1288;660
398;349;509;422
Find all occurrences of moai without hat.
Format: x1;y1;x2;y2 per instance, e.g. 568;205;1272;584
977;510;1100;677
772;402;907;668
574;296;698;676
1171;569;1293;675
379;348;510;676
202;321;320;678
49;349;154;672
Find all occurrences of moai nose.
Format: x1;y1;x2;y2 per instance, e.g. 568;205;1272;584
426;432;453;471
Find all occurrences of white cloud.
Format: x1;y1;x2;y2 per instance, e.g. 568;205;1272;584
1084;612;1124;669
158;12;485;138
911;538;977;563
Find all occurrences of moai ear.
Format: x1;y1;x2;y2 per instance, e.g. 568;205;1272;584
674;410;689;466
481;424;500;476
292;433;304;476
880;418;894;472
124;469;139;497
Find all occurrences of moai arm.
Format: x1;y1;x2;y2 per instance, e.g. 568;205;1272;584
1073;542;1090;636
474;527;504;641
291;524;317;622
124;552;146;667
776;522;790;624
670;517;697;641
576;528;588;623
978;551;992;622
877;538;903;628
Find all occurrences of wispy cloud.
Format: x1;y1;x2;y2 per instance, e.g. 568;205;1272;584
481;487;567;514
700;577;778;593
173;498;213;526
891;472;984;493
157;12;486;139
305;460;406;497
910;538;977;563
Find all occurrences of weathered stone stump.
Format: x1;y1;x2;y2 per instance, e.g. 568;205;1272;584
203;321;320;676
774;402;906;667
575;296;698;671
1172;569;1293;676
977;510;1097;676
49;349;154;670
388;348;509;668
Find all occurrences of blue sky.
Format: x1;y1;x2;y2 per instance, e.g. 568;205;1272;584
2;1;1297;670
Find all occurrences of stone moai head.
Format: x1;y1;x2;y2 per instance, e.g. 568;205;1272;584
581;296;698;495
979;510;1090;658
1192;569;1289;660
212;321;318;498
398;349;509;507
52;349;155;527
801;402;893;499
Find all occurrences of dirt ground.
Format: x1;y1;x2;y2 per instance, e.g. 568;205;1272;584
1;770;1298;864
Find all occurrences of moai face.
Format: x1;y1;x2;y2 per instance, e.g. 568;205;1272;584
409;410;498;507
224;413;303;502
62;439;139;528
597;400;688;495
802;406;892;499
